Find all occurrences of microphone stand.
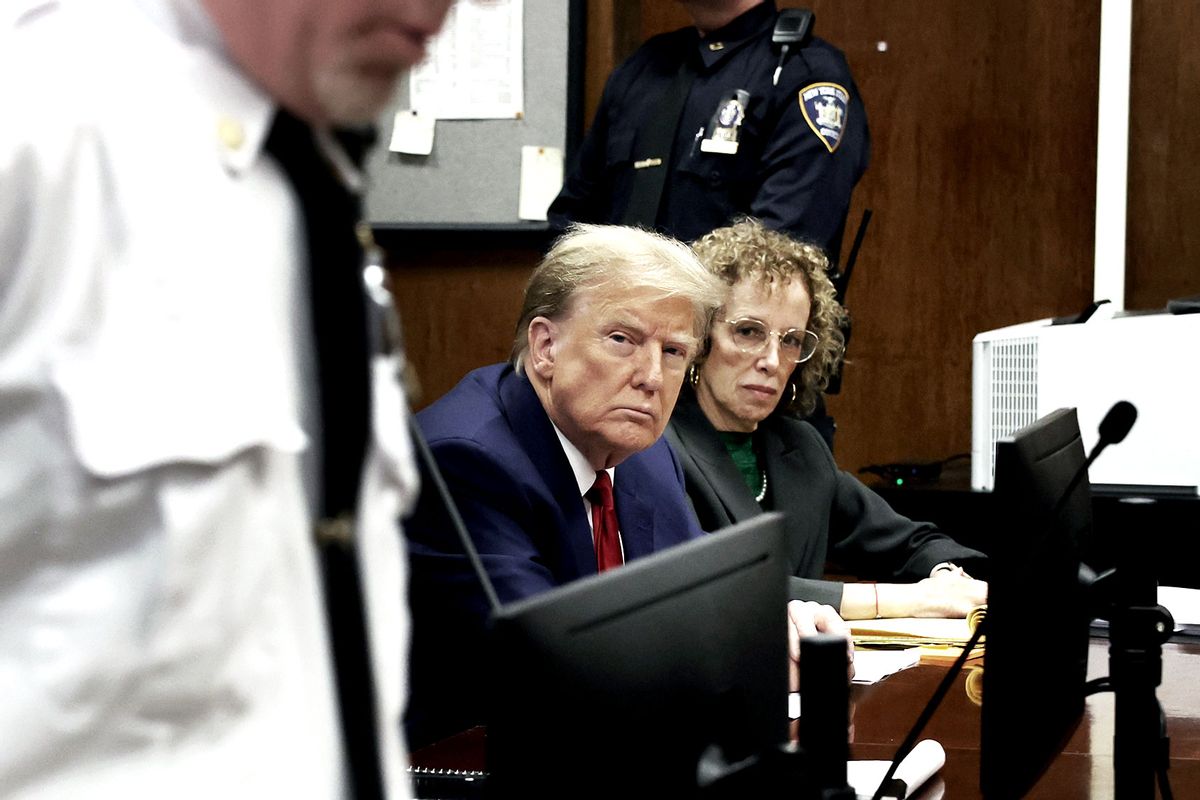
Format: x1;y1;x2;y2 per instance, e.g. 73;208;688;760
1087;497;1176;800
1072;401;1175;798
698;634;855;800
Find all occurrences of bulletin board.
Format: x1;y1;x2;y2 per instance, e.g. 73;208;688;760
365;0;585;239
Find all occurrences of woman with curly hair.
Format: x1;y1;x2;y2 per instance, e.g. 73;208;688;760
666;218;988;619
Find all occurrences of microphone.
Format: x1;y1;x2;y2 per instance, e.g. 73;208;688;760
1048;401;1138;524
407;415;502;614
1094;400;1137;456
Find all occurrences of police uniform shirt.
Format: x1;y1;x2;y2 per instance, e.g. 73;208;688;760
549;1;870;261
0;0;418;796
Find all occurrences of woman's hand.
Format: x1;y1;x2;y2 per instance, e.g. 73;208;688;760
878;574;988;619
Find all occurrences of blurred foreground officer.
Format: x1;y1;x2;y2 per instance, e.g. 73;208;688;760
0;0;451;797
548;0;870;264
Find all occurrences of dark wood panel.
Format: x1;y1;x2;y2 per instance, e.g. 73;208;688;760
1127;1;1200;309
388;249;535;410
616;3;1100;474
797;1;1100;473
583;1;614;125
388;2;1200;486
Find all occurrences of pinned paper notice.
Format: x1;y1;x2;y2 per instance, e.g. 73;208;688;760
518;145;564;221
388;109;435;155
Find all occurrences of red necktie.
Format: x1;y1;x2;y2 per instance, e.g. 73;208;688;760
587;471;624;572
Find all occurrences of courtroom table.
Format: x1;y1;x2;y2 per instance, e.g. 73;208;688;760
409;638;1200;798
845;638;1200;798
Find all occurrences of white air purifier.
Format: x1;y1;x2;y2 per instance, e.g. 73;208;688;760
971;310;1200;493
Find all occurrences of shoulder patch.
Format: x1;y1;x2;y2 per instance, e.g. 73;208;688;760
798;82;850;154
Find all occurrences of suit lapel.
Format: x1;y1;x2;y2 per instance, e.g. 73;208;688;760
760;414;826;573
670;392;763;524
612;475;657;561
497;367;597;579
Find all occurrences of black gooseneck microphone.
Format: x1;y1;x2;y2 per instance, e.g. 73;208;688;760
1096;400;1138;449
867;622;987;800
1046;400;1137;525
868;401;1137;800
407;415;502;614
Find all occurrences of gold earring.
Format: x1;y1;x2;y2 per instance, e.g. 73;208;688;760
789;382;797;406
688;363;700;388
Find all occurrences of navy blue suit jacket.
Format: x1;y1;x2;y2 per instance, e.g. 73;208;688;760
405;364;704;745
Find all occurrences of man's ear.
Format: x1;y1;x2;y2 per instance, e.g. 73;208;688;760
527;316;557;380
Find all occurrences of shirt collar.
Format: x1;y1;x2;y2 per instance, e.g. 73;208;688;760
125;0;275;177
550;423;616;499
131;0;221;48
132;0;365;190
692;0;777;70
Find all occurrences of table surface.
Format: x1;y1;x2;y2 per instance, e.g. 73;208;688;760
410;638;1200;798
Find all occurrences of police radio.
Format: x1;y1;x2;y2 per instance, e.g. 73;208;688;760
771;8;815;85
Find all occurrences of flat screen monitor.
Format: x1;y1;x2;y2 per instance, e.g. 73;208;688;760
981;407;1094;798
486;512;789;798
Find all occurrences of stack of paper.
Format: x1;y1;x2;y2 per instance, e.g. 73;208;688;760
851;647;922;684
851;607;986;663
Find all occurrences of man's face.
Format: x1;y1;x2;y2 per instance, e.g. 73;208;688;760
204;0;454;125
528;288;699;470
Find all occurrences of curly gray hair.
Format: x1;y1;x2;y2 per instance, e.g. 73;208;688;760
689;218;847;416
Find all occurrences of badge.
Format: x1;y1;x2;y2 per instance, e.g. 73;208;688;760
798;82;849;153
700;89;751;155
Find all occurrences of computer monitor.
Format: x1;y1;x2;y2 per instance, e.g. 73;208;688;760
981;407;1094;798
486;512;790;798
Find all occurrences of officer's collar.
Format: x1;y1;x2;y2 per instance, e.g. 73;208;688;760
690;0;777;70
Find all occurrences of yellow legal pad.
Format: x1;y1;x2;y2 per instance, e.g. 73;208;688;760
851;605;987;663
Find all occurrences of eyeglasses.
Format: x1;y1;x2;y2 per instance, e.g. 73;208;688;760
722;318;819;363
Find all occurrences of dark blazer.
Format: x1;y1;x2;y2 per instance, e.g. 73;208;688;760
405;364;704;745
665;390;986;608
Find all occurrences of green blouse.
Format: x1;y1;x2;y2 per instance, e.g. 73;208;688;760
716;430;765;500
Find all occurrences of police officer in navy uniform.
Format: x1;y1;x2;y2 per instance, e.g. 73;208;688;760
549;0;869;267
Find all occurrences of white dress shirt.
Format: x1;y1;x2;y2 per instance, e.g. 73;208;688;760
0;1;418;796
550;424;622;555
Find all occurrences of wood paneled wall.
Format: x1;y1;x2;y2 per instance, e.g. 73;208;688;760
388;246;534;410
1127;2;1200;309
793;1;1100;473
389;1;1198;476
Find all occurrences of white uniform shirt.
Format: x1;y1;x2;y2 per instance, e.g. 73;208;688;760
0;0;418;796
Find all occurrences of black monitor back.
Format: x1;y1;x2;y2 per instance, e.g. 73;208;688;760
981;407;1093;798
486;512;789;798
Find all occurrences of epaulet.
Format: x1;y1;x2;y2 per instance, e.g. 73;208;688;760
8;0;57;28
